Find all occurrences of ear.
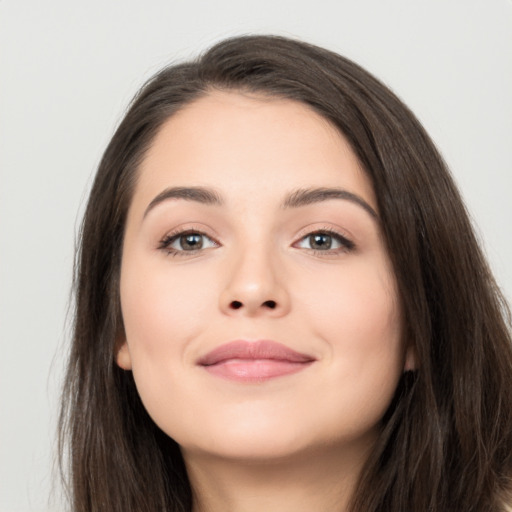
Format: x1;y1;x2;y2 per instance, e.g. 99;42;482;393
404;343;417;372
115;335;133;370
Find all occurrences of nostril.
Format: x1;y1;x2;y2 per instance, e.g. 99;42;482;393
228;300;277;310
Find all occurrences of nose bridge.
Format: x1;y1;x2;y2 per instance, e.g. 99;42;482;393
220;236;289;316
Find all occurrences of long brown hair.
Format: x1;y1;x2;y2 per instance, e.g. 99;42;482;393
59;35;512;511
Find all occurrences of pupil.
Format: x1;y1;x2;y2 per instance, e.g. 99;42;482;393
310;233;331;250
181;234;202;250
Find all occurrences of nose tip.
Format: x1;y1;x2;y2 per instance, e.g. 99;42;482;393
220;252;290;317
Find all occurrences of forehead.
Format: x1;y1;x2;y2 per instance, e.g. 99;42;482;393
132;91;376;212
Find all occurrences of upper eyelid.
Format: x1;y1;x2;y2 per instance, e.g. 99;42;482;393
164;231;216;243
161;224;219;241
293;224;354;243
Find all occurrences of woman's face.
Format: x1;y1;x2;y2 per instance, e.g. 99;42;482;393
117;91;413;462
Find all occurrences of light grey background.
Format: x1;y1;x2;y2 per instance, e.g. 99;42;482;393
1;1;511;511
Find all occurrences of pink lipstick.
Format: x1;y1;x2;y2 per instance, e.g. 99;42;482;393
197;340;315;382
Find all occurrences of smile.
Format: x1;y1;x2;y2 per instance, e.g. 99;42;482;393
197;340;316;382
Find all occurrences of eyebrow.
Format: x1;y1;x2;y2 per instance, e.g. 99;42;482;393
144;186;223;218
282;187;378;219
143;185;378;220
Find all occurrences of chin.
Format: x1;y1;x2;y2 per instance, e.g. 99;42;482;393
168;415;310;462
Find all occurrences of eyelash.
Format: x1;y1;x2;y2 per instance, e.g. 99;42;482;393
294;228;355;255
158;227;355;257
158;228;219;257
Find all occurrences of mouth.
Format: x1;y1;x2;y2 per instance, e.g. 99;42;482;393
197;340;316;382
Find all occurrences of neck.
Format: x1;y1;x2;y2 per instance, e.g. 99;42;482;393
183;442;372;512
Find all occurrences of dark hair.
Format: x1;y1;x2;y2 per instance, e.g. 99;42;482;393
59;34;512;512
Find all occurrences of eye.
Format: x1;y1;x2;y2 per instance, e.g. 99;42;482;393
295;230;355;253
159;230;218;255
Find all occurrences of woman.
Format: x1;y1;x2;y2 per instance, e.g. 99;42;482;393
59;35;512;511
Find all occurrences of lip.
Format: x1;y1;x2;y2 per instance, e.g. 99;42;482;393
197;340;316;382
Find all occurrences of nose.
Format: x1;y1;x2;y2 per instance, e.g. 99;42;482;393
219;248;291;318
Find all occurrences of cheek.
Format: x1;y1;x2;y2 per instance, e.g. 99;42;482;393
121;257;215;349
298;257;404;399
312;255;400;341
322;277;400;355
119;256;218;427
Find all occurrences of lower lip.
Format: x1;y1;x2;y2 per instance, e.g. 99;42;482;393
202;359;313;382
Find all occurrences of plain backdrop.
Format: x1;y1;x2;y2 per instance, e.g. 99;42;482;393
1;1;511;511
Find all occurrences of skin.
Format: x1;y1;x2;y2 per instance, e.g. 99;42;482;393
117;91;414;512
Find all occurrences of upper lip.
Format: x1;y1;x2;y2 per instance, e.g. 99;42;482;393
197;340;316;366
